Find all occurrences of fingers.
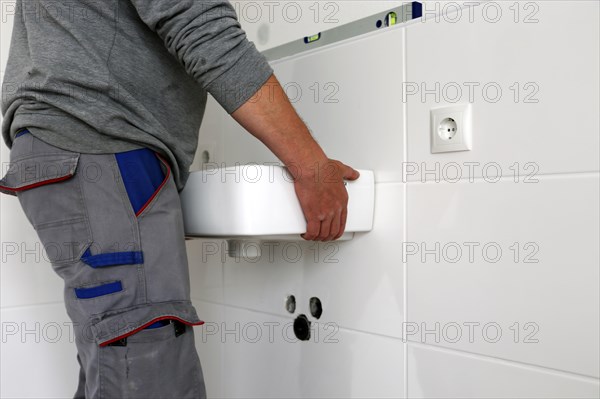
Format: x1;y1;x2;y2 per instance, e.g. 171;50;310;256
318;216;332;241
327;208;342;241
302;210;347;242
302;213;338;242
327;159;359;181
334;207;348;240
298;159;357;241
301;219;321;241
343;165;360;181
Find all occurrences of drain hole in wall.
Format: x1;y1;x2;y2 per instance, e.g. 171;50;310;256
285;295;296;314
309;297;322;319
293;314;311;341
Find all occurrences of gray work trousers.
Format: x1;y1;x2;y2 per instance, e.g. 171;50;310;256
0;130;207;399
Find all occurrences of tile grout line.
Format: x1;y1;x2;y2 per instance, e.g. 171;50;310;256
0;300;66;311
402;23;409;399
401;170;600;185
191;298;599;385
409;340;600;384
374;170;600;186
220;221;226;396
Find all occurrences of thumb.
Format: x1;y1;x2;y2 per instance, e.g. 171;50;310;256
342;165;360;181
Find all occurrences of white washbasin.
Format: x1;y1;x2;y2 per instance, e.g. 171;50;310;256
180;164;375;241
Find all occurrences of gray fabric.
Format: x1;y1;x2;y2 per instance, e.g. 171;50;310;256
1;132;206;398
96;321;205;398
74;320;206;398
1;0;274;192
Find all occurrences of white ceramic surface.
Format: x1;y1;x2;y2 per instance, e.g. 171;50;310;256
408;343;600;398
181;165;375;239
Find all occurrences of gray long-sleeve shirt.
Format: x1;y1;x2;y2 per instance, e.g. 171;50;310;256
1;0;273;191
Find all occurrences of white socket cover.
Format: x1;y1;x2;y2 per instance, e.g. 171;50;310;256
430;104;472;153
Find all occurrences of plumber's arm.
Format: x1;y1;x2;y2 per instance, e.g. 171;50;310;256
129;1;358;240
231;73;360;241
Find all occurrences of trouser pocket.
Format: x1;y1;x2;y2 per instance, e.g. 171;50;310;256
0;129;92;265
113;148;193;304
98;319;206;399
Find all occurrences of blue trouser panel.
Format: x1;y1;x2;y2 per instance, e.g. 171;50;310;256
75;281;123;299
15;128;29;138
115;147;173;330
115;148;166;216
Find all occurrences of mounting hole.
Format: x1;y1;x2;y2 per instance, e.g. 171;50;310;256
438;118;457;141
293;314;311;341
285;295;296;314
376;19;383;28
309;297;322;319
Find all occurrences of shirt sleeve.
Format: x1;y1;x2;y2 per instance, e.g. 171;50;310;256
130;0;274;114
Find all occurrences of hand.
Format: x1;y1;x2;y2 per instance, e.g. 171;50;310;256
230;74;359;240
292;159;360;241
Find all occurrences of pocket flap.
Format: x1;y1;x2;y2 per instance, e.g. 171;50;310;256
0;153;80;196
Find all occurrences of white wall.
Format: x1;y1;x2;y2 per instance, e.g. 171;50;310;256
2;1;599;398
1;1;81;397
0;1;410;397
405;5;599;395
230;0;406;52
189;1;600;398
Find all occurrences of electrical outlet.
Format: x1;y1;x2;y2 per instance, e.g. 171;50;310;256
430;104;472;153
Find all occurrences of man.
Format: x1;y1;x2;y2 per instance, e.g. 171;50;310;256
0;0;358;398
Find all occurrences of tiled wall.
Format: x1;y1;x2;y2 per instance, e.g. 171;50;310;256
1;1;598;398
1;2;81;396
404;3;599;395
0;1;408;397
188;1;599;398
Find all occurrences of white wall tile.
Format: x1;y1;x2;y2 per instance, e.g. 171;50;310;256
222;183;404;338
0;304;80;398
221;306;404;398
238;1;406;52
406;175;600;377
222;25;407;183
408;343;600;398
192;299;226;399
187;237;225;303
406;1;600;181
416;0;493;21
1;6;80;398
2;0;598;397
